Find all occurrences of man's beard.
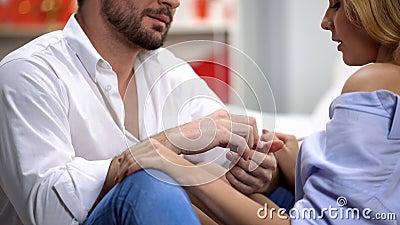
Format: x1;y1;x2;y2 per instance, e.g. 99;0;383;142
102;1;172;50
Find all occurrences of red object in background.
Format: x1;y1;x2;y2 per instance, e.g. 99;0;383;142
194;0;209;20
57;1;77;24
0;1;9;23
9;0;46;24
7;0;76;25
190;47;230;103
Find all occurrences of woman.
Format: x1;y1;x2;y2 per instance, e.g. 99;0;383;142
114;0;400;224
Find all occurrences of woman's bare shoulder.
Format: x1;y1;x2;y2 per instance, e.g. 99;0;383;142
341;63;400;95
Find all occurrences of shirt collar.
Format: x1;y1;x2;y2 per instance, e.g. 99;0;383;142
62;14;162;81
63;14;107;82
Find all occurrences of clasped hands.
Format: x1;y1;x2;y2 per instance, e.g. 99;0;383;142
113;109;284;194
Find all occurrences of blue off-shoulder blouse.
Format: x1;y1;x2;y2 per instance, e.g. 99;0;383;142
292;90;400;224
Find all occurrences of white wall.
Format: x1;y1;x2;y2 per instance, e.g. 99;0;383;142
285;0;342;113
234;0;342;114
0;0;344;114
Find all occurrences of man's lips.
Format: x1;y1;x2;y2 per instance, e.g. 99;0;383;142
148;14;171;25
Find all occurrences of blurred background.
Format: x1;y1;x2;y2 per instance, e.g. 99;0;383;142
0;0;356;134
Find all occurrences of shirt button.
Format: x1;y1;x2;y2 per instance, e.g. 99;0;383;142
105;85;112;92
99;61;110;69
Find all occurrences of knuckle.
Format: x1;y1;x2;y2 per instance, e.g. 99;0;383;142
269;154;278;168
229;177;239;187
242;189;253;195
288;134;297;140
248;125;254;134
262;171;273;183
240;138;248;147
149;138;161;148
218;127;230;139
248;116;257;125
232;168;248;180
125;151;133;159
218;123;229;131
216;109;229;118
216;121;228;131
226;173;238;185
254;181;263;190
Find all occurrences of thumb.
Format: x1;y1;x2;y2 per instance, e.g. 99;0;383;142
256;140;284;153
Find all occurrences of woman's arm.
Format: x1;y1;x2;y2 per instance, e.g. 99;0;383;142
115;139;290;225
185;175;290;225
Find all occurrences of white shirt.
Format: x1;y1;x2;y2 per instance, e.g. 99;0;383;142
0;15;228;225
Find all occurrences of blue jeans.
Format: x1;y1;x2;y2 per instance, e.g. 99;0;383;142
268;187;295;212
84;169;201;225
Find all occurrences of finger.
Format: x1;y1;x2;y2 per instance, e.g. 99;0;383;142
115;160;131;183
116;149;144;182
231;122;254;150
228;155;274;186
272;132;298;143
248;159;259;172
229;154;256;174
240;150;268;172
232;149;276;178
114;166;127;184
227;133;251;160
247;165;273;183
231;114;259;147
226;150;241;164
248;151;277;171
256;140;284;153
112;157;123;184
260;131;276;142
229;165;265;193
225;171;257;195
268;140;284;152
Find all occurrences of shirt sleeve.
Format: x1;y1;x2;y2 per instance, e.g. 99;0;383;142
293;91;400;225
156;49;230;167
0;59;110;225
177;75;230;167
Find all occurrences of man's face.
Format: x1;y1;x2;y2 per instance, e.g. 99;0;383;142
102;0;178;50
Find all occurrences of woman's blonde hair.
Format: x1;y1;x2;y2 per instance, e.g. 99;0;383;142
344;0;400;62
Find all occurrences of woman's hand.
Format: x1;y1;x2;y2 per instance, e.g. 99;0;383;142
225;138;284;195
261;130;299;191
113;139;226;186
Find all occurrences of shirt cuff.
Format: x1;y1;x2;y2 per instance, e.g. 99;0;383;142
54;158;111;222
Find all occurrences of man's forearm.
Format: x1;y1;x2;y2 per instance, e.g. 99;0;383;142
151;129;182;154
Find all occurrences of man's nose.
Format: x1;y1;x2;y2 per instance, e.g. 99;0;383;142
158;0;180;9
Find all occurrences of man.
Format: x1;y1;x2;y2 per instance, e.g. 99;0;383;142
0;0;279;224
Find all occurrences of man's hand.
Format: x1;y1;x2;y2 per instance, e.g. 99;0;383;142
153;109;259;159
225;136;284;195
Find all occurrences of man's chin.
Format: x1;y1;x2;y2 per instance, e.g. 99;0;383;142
137;39;164;50
151;24;166;33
